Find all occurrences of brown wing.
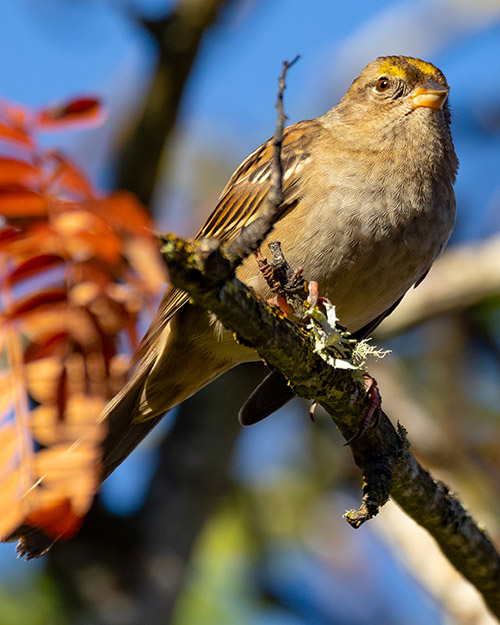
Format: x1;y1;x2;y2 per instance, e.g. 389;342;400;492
135;119;319;361
197;119;316;241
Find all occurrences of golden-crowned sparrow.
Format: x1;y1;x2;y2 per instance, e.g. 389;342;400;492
101;55;458;476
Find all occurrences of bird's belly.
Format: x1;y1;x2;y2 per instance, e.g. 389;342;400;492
242;189;454;334
310;243;423;332
298;199;453;332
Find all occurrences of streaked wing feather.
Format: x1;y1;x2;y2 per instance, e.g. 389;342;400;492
136;120;318;361
197;120;316;241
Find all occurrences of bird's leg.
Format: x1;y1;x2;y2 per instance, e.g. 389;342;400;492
306;280;331;309
344;374;382;445
306;280;319;308
311;375;381;439
267;294;294;316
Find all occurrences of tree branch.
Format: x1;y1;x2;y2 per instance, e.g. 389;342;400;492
159;230;500;618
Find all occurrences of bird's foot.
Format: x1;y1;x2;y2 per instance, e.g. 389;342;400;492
344;374;382;445
266;294;293;316
309;400;318;422
306;280;331;310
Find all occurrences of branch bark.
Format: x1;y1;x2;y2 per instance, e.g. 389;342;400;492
159;230;500;619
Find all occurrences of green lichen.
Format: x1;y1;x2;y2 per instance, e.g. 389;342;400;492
305;301;390;372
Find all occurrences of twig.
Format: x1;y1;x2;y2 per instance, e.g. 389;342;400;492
256;242;306;319
171;57;301;297
226;55;300;261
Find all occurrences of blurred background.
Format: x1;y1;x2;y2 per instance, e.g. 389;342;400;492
1;0;500;623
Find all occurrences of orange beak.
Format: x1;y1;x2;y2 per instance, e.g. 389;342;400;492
411;80;448;110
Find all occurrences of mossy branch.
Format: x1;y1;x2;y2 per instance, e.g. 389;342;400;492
160;231;500;618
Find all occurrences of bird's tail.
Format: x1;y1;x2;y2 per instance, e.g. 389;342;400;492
97;301;248;480
98;357;163;480
98;345;232;479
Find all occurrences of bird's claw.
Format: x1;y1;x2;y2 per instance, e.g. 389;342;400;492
306;280;331;310
309;401;318;422
344;374;382;445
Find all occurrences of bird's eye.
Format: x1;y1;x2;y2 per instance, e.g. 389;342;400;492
375;77;390;92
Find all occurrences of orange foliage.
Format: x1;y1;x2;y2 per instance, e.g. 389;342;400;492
0;95;165;557
37;97;103;130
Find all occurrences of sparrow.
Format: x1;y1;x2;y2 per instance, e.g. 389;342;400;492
101;55;458;477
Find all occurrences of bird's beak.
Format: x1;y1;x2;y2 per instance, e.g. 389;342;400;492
411;80;448;110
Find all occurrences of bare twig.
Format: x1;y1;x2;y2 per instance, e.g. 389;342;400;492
226;55;300;261
256;242;306;319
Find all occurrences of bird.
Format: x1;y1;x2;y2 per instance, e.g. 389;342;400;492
100;55;458;478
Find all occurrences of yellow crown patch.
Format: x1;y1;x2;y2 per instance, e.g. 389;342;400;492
377;57;437;79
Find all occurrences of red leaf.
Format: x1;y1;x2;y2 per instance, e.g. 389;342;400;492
8;254;64;285
0;185;47;217
24;499;83;540
44;151;95;199
0;158;39;187
0;122;33;147
103;191;152;232
0;222;55;259
11;288;67;317
37;98;103;130
0;226;20;246
56;368;68;423
23;332;68;363
69;259;113;289
0;99;29;127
